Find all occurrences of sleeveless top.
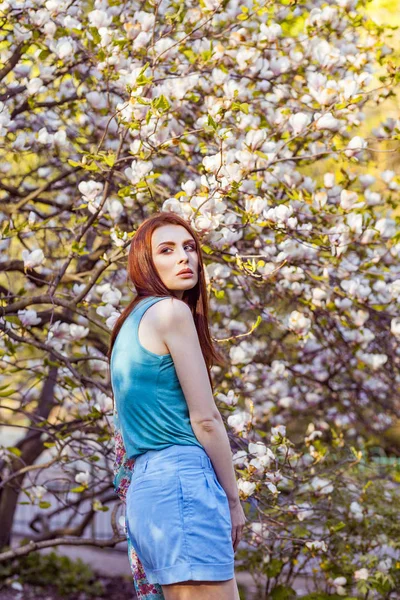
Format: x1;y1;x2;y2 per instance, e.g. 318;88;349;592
110;295;204;459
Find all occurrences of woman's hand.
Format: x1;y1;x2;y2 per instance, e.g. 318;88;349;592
228;496;247;552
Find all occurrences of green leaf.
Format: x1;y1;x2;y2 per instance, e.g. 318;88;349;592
264;558;283;578
39;501;51;509
207;114;217;130
0;388;17;397
7;446;21;457
103;153;116;167
271;585;296;600
70;485;86;493
153;94;171;113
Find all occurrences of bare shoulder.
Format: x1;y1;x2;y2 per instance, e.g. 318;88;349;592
152;297;193;331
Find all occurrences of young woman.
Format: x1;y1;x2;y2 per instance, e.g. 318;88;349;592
108;212;246;600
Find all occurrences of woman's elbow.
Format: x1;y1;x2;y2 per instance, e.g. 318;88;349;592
191;413;222;432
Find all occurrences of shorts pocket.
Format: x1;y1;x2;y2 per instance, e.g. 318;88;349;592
126;473;184;572
211;473;232;527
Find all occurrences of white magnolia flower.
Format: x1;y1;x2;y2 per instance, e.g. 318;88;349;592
356;351;388;370
314;112;340;131
390;318;400;338
364;189;381;206
125;160;153;184
227;410;251;433
313;191;327;209
306;540;328;552
340;190;364;210
295;503;314;521
237;479;256;497
312;287;328;306
53;36;76;59
271;425;286;441
106;198;124;220
94;392;113;413
248;442;268;456
68;324;89;340
88;9;112;28
181;180;197;196
106;311;120;330
266;482;279;494
203;153;223;173
31;485;47;499
18;309;41;327
259;22;282;42
37;127;53;144
375;217;396;239
311;476;333;494
75;470;90;485
345;136;367;157
215;390;238;406
46;320;70;351
232;450;248;466
289;112;311;134
101;288;122;307
354;568;369;581
346;213;363;235
381;169;395;184
22;248;45;269
245;129;267;149
97;304;118;320
350;501;364;522
332;576;347;595
27;77;44;95
229;340;256;365
288;310;311;335
264;204;293;225
324;172;335;188
78;180;104;202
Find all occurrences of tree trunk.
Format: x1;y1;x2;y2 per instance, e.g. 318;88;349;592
0;365;58;549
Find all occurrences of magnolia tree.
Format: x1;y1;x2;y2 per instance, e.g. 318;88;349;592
0;0;400;597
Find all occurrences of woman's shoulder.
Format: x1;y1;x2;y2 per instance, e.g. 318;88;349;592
153;296;192;316
152;297;193;330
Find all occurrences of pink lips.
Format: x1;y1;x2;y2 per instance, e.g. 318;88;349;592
177;269;193;276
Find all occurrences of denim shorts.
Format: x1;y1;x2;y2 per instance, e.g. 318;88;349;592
125;444;235;585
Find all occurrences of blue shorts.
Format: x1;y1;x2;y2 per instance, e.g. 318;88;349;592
125;444;235;585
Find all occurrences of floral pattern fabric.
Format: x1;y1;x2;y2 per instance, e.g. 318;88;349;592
113;407;165;599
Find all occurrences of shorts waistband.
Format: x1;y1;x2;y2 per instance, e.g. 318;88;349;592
133;444;212;475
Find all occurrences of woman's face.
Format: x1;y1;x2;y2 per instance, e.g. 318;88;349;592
151;224;199;299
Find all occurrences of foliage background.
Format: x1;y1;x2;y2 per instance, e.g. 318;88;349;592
0;0;400;598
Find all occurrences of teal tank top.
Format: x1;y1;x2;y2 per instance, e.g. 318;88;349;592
110;295;204;459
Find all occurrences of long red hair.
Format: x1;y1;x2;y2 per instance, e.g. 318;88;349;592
107;212;227;389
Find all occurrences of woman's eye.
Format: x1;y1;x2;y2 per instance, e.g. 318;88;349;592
161;245;195;253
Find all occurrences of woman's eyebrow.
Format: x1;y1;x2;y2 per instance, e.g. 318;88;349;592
157;239;195;247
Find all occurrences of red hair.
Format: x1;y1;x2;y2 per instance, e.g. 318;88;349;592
107;212;227;389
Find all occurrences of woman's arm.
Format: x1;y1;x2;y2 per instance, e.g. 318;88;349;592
155;298;246;550
154;299;240;505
